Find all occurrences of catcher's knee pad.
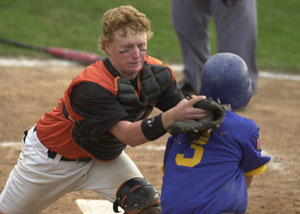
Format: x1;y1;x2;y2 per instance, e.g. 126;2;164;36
113;177;161;214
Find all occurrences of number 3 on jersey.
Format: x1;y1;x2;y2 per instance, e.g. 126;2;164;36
175;132;210;167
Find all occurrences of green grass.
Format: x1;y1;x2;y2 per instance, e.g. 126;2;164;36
257;0;300;73
0;0;299;73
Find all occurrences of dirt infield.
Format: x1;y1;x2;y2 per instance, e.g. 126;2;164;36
0;63;299;213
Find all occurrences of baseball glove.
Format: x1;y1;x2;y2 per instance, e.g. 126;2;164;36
167;97;225;135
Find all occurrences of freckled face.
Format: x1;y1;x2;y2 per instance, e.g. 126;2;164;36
105;29;148;80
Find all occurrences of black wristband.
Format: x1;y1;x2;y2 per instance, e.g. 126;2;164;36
141;114;167;141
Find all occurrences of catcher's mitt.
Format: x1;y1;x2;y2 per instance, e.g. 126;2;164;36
167;97;225;135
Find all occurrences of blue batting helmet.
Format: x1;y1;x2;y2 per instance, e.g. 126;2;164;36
200;53;253;110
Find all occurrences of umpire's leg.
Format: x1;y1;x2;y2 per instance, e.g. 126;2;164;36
212;0;258;91
171;0;212;93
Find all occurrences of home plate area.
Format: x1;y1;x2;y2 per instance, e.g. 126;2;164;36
76;199;124;214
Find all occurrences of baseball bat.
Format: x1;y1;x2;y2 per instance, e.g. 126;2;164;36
0;38;102;64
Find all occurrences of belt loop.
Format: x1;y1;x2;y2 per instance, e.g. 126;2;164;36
47;150;61;164
23;130;28;143
62;101;75;122
47;150;57;159
54;153;62;163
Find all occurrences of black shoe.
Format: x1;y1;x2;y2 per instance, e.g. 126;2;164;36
178;81;197;96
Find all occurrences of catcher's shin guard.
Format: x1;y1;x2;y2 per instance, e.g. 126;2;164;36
113;177;161;214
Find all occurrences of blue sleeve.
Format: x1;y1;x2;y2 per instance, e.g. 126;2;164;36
240;128;271;173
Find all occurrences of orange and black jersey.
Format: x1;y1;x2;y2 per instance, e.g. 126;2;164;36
36;56;182;160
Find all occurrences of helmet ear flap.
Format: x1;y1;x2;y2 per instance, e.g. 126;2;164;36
113;177;161;213
200;53;253;110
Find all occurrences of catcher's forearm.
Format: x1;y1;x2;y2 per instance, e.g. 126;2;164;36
110;120;148;147
162;109;177;130
141;114;167;141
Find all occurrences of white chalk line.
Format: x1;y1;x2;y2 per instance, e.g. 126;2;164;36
172;64;300;82
0;57;299;81
260;71;300;81
0;142;21;147
0;57;79;67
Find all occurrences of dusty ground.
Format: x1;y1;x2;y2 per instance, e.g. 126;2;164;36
0;63;299;214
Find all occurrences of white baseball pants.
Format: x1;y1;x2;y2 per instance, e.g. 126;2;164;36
0;126;143;214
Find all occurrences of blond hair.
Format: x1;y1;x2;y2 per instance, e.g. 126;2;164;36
98;5;153;53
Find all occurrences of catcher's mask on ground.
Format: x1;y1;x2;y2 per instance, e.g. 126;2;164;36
113;177;161;214
200;53;252;110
